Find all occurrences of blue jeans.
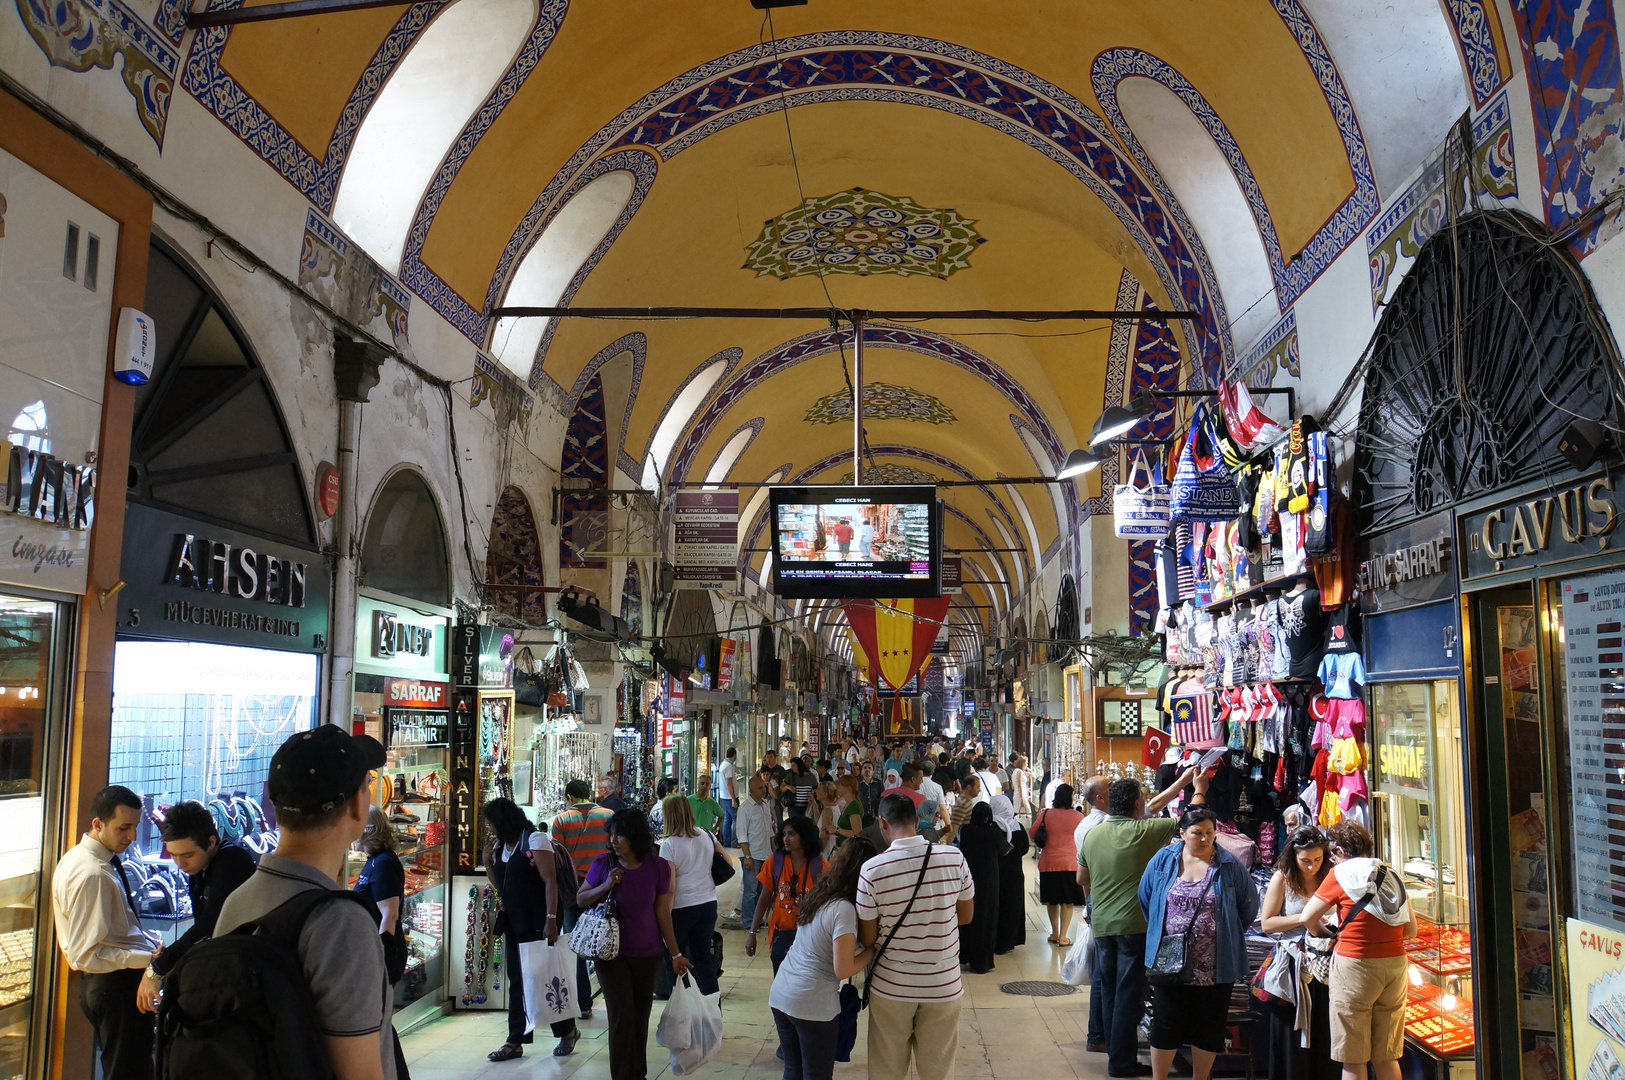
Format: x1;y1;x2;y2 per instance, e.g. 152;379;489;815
665;901;719;995
1088;947;1105;1044
772;1008;839;1080
1095;933;1147;1075
770;928;796;974
722;800;738;848
740;858;762;925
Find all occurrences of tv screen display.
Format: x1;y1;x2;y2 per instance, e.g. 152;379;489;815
768;485;941;598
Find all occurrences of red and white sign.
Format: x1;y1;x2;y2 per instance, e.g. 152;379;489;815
387;679;447;708
660;717;674;750
668;680;686;718
718;639;736;688
316;462;341;520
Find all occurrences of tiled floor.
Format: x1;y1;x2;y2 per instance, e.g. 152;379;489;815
400;857;1113;1080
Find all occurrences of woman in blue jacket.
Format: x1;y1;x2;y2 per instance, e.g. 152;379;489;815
1138;808;1259;1080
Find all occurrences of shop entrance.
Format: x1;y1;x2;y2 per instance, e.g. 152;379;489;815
1468;585;1559;1077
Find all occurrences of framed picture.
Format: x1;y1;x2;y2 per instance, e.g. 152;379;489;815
584;694;604;725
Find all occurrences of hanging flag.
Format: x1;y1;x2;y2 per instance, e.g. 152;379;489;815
1170;693;1224;749
841;596;950;692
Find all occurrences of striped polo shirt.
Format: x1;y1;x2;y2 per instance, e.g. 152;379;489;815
551;803;614;880
855;834;974;1001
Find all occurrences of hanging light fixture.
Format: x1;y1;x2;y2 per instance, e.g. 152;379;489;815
1056;448;1101;479
1090;393;1151;446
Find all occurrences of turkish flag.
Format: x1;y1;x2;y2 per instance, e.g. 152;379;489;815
1141;726;1171;769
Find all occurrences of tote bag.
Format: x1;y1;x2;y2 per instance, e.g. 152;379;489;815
1169;404;1241;524
1114;451;1171;539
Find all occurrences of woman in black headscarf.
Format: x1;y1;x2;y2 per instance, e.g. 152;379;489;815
989;795;1031;954
956;801;1010;974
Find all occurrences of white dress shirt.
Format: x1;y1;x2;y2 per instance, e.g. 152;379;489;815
736;795;775;862
1072;807;1108;862
974;769;1002;805
52;834;156;973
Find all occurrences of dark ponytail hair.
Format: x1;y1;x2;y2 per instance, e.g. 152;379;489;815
1176;806;1220;833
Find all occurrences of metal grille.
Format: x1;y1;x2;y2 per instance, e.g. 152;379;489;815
998;981;1078;997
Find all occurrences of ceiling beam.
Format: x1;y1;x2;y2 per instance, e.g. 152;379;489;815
186;0;410;27
487;305;1199;322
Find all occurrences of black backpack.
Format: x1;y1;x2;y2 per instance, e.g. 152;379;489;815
157;889;381;1080
546;835;579;911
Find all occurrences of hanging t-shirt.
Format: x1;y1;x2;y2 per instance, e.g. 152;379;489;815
1312;500;1355;606
1322;604;1360;655
1278;588;1328;680
1318;653;1367;700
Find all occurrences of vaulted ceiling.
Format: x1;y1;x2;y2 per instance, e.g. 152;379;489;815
184;0;1504;653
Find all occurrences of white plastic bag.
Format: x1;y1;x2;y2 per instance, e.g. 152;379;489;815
518;939;579;1034
1061;922;1094;986
657;974;723;1075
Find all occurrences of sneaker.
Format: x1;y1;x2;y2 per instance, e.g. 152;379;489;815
1107;1065;1152;1078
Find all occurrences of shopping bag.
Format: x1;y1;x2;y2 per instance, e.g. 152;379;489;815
1168;405;1240;524
518;939;579;1034
1061;921;1094;986
1114;451;1171;539
657;974;723;1075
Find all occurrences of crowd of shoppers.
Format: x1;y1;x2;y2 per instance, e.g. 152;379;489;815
53;730;1415;1080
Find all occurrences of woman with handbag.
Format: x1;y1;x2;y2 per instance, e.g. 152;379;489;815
657;795;723;995
768;837;878;1080
1258;825;1337;1080
1136;808;1259;1080
576;809;692;1080
1034;784;1086;947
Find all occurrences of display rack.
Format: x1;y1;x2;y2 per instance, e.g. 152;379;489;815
1403;917;1475;1058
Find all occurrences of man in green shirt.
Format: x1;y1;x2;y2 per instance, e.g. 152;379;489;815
1078;769;1209;1077
688;774;724;835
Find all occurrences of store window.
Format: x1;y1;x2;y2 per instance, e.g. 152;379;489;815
0;597;67;1080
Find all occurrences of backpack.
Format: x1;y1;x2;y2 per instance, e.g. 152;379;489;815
769;850;824;912
547;835;579;910
157;888;380;1080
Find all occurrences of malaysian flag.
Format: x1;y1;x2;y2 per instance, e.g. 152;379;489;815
1171;693;1224;749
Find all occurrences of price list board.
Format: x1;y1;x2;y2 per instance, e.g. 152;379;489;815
1562;570;1625;931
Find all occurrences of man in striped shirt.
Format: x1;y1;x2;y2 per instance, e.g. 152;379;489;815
550;780;613;1018
856;792;975;1080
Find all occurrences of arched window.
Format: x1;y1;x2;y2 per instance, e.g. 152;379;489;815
360;470;450;605
490;171;636;380
131;241;314;544
488;486;543;620
704;423;757;488
332;0;537;270
641;355;730;491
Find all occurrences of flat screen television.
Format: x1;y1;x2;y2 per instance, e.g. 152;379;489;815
767;485;941;598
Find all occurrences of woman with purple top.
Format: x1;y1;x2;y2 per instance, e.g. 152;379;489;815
576;809;692;1080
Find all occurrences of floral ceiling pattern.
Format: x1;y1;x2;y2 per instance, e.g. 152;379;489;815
804;381;958;425
834;463;942;485
744;187;985;280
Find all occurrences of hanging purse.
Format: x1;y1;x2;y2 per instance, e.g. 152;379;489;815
1114;450;1172;539
1146;867;1219;986
568;858;622;960
1168;404;1241;524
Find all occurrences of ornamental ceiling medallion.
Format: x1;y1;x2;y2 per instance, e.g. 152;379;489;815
805;382;958;425
745;188;985;279
835;464;942;485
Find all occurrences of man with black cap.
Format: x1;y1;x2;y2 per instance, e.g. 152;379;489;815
215;724;396;1080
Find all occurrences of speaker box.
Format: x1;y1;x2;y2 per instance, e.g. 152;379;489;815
1558;417;1608;472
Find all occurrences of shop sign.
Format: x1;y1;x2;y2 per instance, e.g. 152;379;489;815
117;503;330;653
673;490;738;589
1564;918;1625;1074
387;679;446;709
356;596;445;678
449;687;477;871
1357;512;1455;614
718;638;736;688
941;556;961;594
315;462;340;520
1460;472;1620;579
1374;725;1430;795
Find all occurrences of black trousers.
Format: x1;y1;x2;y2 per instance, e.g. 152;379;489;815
596;953;662;1080
561;903;594;1014
79;969;153;1080
505;935;577;1045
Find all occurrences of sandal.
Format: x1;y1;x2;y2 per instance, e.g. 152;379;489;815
1047;934;1059;943
553;1029;580;1057
1056;939;1073;948
488;1044;523;1062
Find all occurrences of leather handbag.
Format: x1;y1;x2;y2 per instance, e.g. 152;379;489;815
1114;450;1171;539
568;861;622;960
710;839;736;886
1169;404;1241;524
1032;810;1049;849
1146;868;1219;987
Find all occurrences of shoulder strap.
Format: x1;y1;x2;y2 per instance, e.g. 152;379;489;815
1180;865;1220;934
1329;865;1388;938
241;888;377;946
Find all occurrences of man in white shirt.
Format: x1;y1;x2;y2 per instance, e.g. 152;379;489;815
718;747;740;849
735;774;775;929
857;793;975;1080
972;756;1002;805
52;785;162;1080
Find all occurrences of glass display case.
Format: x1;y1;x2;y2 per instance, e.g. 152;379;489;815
1369;678;1475;1060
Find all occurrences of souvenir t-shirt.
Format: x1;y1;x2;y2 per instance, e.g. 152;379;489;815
1279;588;1329;680
1318;652;1367;700
1322;605;1360;654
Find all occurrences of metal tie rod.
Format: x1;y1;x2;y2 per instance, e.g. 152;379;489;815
486;305;1198;322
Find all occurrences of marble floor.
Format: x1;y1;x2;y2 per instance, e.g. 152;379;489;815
400;857;1115;1080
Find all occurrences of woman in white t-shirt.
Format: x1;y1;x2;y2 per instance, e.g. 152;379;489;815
658;795;728;994
769;835;879;1080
